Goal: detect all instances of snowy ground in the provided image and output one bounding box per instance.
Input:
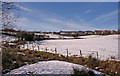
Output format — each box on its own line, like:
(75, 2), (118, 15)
(3, 35), (118, 75)
(2, 35), (18, 42)
(46, 34), (74, 39)
(22, 35), (118, 60)
(7, 60), (105, 75)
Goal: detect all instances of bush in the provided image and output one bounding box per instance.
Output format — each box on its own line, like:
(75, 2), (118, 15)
(17, 31), (34, 41)
(72, 68), (94, 76)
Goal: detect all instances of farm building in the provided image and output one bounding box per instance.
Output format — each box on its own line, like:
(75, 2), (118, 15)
(94, 30), (103, 35)
(85, 31), (94, 35)
(60, 31), (78, 36)
(102, 30), (111, 35)
(111, 30), (117, 34)
(78, 31), (85, 36)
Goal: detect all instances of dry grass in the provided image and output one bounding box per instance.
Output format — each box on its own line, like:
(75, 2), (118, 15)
(2, 45), (120, 76)
(72, 68), (95, 76)
(2, 45), (65, 74)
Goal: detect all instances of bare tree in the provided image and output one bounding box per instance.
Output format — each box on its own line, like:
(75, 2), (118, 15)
(2, 2), (20, 29)
(0, 2), (21, 74)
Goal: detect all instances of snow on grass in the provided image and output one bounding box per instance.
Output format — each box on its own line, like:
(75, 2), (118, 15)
(2, 35), (18, 42)
(7, 60), (104, 75)
(46, 34), (74, 39)
(41, 35), (118, 60)
(22, 35), (118, 60)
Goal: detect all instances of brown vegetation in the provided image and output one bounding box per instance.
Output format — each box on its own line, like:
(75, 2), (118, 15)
(72, 68), (95, 76)
(2, 46), (120, 76)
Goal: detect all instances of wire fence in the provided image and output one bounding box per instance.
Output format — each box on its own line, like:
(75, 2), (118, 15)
(20, 43), (99, 59)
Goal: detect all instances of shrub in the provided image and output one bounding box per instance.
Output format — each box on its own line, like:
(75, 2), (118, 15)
(17, 31), (34, 41)
(72, 68), (94, 76)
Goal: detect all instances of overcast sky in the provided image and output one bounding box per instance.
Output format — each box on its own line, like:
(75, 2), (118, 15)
(17, 2), (118, 32)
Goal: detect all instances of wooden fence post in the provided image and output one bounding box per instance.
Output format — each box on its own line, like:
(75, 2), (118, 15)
(38, 45), (39, 51)
(66, 49), (69, 57)
(55, 48), (57, 54)
(32, 44), (34, 50)
(96, 51), (98, 59)
(45, 47), (47, 52)
(27, 44), (28, 49)
(80, 50), (82, 57)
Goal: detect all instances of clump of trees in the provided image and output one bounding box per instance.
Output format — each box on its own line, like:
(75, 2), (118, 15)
(72, 68), (94, 76)
(17, 31), (46, 41)
(34, 35), (45, 40)
(25, 33), (34, 41)
(17, 31), (34, 41)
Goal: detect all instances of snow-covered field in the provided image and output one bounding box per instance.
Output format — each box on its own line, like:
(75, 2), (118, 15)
(46, 34), (74, 39)
(3, 35), (118, 75)
(2, 35), (18, 42)
(22, 35), (118, 60)
(7, 60), (105, 75)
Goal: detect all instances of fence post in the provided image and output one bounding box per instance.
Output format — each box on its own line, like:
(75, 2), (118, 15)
(80, 50), (82, 57)
(45, 47), (47, 52)
(30, 44), (32, 49)
(32, 44), (34, 50)
(66, 49), (69, 57)
(38, 45), (39, 51)
(55, 48), (57, 54)
(27, 44), (28, 49)
(96, 51), (98, 59)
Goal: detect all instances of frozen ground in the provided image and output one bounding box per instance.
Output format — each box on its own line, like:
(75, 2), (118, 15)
(2, 35), (18, 42)
(46, 34), (74, 39)
(22, 35), (118, 60)
(7, 60), (105, 75)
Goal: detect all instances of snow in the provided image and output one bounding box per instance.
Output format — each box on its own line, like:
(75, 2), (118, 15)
(46, 34), (74, 39)
(22, 35), (118, 60)
(2, 35), (18, 42)
(17, 52), (25, 56)
(7, 60), (105, 75)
